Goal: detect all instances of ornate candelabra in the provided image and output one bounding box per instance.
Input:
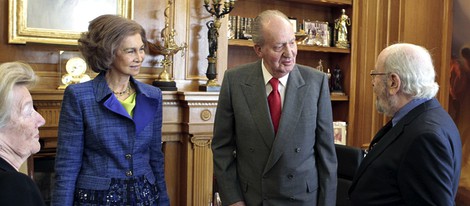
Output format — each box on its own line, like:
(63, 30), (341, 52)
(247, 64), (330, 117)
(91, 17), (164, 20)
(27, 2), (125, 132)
(199, 0), (235, 92)
(152, 0), (186, 91)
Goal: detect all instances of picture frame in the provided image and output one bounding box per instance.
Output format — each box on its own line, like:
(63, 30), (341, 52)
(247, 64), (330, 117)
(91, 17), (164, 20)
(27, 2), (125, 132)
(303, 19), (317, 45)
(303, 20), (330, 47)
(8, 0), (134, 45)
(303, 19), (316, 35)
(333, 121), (347, 145)
(289, 17), (298, 33)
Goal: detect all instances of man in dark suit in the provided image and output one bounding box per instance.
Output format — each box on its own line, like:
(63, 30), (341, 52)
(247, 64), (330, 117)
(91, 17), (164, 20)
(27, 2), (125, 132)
(212, 10), (337, 206)
(349, 43), (462, 205)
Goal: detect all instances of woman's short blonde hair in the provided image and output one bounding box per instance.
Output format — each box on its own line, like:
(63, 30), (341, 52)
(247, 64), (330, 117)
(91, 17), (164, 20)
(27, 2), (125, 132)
(0, 62), (37, 128)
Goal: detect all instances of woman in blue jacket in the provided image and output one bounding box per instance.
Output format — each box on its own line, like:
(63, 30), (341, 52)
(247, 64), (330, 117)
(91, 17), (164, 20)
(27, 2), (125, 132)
(52, 15), (169, 206)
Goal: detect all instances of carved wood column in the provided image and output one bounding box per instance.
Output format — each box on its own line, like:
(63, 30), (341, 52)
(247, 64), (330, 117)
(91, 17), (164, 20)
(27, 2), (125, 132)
(161, 91), (183, 206)
(178, 91), (218, 206)
(32, 90), (64, 154)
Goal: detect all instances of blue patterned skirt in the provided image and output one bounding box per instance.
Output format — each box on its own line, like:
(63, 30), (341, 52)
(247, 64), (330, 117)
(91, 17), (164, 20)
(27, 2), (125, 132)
(73, 175), (160, 206)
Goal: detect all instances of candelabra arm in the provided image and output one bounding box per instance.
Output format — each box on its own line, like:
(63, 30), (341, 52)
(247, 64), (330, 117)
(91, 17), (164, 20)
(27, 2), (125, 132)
(150, 0), (187, 91)
(200, 0), (235, 92)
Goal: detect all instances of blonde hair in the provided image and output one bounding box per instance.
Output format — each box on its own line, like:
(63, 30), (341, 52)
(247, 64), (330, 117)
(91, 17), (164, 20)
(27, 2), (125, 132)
(0, 62), (37, 128)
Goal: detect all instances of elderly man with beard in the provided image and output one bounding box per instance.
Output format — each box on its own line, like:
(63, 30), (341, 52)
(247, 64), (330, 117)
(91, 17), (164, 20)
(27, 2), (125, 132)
(349, 43), (462, 205)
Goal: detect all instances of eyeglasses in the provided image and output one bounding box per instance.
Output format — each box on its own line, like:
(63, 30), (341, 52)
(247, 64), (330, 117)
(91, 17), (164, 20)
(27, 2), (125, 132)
(370, 70), (389, 76)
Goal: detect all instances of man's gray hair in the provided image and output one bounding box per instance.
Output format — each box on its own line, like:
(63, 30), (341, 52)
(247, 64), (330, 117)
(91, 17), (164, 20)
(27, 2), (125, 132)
(251, 10), (290, 46)
(382, 43), (439, 99)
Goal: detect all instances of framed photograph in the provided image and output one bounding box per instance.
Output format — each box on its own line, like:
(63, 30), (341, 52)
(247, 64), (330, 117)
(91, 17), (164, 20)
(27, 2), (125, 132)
(333, 121), (347, 145)
(289, 17), (298, 33)
(303, 20), (316, 34)
(8, 0), (134, 45)
(303, 20), (317, 45)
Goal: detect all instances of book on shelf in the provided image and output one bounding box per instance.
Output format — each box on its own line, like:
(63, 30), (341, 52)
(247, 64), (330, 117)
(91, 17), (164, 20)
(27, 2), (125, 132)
(228, 15), (254, 40)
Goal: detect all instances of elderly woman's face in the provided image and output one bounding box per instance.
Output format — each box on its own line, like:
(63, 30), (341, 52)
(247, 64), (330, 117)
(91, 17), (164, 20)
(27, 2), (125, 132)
(1, 85), (45, 158)
(111, 33), (145, 76)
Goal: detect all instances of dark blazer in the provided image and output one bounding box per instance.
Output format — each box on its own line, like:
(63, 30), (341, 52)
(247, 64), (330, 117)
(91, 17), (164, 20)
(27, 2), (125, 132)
(349, 98), (462, 205)
(52, 72), (169, 205)
(212, 61), (337, 206)
(0, 158), (45, 206)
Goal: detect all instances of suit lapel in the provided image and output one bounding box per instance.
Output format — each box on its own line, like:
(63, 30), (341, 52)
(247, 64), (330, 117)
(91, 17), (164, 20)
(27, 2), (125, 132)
(367, 121), (393, 151)
(93, 73), (133, 119)
(132, 82), (159, 136)
(350, 121), (400, 188)
(263, 66), (307, 174)
(241, 61), (276, 148)
(349, 99), (440, 193)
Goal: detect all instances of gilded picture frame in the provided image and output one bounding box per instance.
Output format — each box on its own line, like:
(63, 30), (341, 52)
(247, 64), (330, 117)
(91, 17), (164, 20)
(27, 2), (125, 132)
(8, 0), (134, 45)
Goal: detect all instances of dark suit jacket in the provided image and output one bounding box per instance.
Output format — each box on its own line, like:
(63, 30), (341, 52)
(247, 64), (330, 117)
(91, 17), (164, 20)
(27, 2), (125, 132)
(0, 158), (45, 206)
(212, 61), (337, 206)
(349, 98), (462, 205)
(52, 72), (169, 205)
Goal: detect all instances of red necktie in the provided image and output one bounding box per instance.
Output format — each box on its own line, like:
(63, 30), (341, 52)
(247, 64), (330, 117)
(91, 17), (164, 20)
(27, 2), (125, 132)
(268, 78), (281, 133)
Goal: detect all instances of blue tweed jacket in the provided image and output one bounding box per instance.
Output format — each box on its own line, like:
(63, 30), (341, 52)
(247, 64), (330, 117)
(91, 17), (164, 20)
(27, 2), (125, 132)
(51, 72), (169, 205)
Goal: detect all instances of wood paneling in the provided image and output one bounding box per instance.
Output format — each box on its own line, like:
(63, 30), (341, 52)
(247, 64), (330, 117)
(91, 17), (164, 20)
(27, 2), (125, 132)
(1, 0), (222, 204)
(1, 0), (455, 204)
(350, 0), (452, 147)
(0, 0), (220, 92)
